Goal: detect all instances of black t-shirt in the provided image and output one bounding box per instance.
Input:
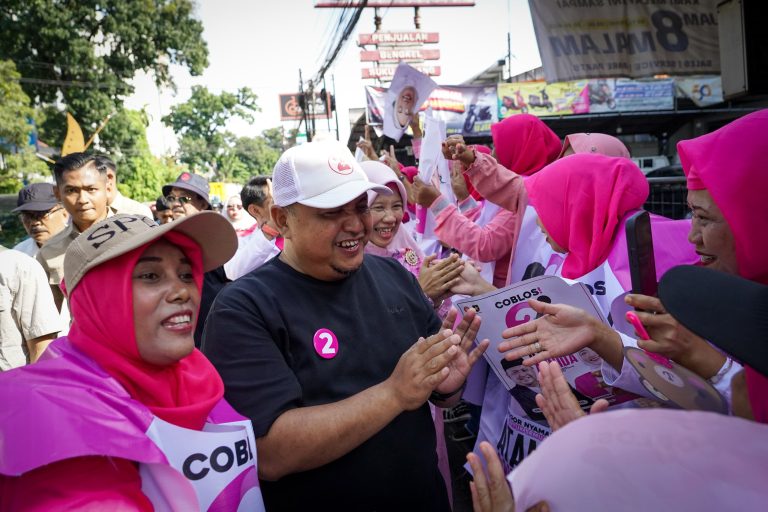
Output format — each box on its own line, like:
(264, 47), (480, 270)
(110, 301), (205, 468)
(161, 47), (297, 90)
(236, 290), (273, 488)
(194, 265), (230, 348)
(202, 255), (448, 511)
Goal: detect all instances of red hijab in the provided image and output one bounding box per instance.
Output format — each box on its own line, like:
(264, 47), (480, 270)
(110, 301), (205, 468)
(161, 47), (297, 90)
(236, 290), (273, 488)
(525, 154), (649, 279)
(67, 231), (224, 430)
(678, 109), (768, 422)
(490, 114), (561, 176)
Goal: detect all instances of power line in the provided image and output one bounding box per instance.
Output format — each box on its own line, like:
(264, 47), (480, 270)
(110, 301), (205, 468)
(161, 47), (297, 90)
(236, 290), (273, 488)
(15, 77), (130, 90)
(312, 1), (368, 85)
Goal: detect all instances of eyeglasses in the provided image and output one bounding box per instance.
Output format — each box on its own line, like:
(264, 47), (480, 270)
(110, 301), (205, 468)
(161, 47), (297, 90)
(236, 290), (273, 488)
(166, 195), (193, 205)
(227, 204), (243, 210)
(20, 207), (64, 223)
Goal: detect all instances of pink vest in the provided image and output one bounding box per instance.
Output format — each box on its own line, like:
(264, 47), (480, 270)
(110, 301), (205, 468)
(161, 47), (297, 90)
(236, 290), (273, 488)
(0, 338), (264, 511)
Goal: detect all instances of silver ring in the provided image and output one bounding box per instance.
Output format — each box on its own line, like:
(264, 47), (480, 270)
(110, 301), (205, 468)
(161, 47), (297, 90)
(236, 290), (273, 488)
(532, 341), (542, 354)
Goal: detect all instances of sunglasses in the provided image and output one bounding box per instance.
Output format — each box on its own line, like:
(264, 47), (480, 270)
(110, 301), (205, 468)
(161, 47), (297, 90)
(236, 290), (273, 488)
(20, 206), (64, 223)
(166, 195), (193, 205)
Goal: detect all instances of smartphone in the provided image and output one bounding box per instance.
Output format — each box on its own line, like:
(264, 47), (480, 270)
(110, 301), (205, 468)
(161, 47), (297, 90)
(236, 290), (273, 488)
(626, 210), (658, 298)
(625, 311), (651, 340)
(626, 311), (673, 368)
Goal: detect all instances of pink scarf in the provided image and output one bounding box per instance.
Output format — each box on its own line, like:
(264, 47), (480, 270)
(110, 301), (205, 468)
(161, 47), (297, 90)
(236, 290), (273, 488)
(525, 154), (649, 279)
(490, 114), (561, 176)
(558, 133), (630, 158)
(678, 109), (768, 420)
(67, 231), (224, 430)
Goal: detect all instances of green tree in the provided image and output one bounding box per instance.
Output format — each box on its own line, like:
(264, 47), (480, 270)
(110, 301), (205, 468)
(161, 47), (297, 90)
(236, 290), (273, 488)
(162, 85), (260, 180)
(261, 127), (286, 153)
(0, 60), (50, 194)
(0, 60), (34, 148)
(97, 108), (179, 202)
(232, 136), (280, 178)
(0, 0), (208, 142)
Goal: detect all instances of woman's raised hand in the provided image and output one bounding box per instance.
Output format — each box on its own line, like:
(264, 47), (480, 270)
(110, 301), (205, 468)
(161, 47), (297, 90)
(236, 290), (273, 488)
(534, 361), (609, 432)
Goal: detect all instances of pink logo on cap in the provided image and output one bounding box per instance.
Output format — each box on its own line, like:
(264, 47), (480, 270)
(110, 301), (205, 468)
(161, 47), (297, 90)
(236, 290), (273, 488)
(328, 156), (353, 175)
(313, 328), (339, 359)
(180, 172), (191, 181)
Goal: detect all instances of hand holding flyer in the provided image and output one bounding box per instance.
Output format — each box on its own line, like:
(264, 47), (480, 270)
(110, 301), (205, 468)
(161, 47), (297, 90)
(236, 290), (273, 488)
(500, 300), (614, 367)
(455, 275), (608, 393)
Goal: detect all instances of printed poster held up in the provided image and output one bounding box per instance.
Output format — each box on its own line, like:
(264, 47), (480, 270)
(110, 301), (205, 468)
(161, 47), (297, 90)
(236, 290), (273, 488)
(383, 62), (437, 141)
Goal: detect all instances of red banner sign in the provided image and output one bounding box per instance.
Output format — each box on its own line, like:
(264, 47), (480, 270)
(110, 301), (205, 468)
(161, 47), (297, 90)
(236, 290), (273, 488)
(278, 93), (331, 121)
(358, 32), (440, 46)
(360, 49), (440, 62)
(362, 65), (441, 79)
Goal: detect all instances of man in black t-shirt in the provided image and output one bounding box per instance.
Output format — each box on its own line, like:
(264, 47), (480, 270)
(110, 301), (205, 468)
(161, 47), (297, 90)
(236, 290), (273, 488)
(203, 140), (487, 511)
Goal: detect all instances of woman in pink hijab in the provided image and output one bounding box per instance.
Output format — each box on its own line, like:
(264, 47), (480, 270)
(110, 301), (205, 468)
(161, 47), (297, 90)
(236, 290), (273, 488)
(525, 154), (648, 279)
(412, 114), (562, 287)
(625, 109), (768, 413)
(361, 160), (463, 314)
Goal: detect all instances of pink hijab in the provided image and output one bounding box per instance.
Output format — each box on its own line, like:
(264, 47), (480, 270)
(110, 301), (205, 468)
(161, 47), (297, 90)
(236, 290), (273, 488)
(525, 154), (649, 279)
(360, 161), (425, 259)
(558, 132), (630, 158)
(509, 409), (768, 511)
(67, 232), (224, 430)
(679, 110), (768, 285)
(490, 114), (561, 175)
(678, 109), (768, 422)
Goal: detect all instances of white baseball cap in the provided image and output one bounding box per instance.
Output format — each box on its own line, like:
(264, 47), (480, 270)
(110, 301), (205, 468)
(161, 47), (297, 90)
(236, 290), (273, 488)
(272, 140), (391, 208)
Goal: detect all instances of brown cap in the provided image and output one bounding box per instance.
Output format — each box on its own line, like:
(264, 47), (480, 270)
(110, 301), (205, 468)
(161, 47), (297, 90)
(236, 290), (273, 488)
(64, 212), (237, 293)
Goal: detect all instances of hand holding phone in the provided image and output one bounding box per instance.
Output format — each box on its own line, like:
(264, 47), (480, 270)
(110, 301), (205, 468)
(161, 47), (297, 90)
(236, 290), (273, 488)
(626, 311), (672, 368)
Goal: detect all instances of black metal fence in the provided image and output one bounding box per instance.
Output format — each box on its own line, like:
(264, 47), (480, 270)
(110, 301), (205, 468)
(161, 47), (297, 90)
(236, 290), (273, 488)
(644, 176), (689, 220)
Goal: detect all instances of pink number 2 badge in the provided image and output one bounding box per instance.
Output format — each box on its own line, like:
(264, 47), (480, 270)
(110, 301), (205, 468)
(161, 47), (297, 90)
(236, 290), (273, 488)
(313, 328), (339, 359)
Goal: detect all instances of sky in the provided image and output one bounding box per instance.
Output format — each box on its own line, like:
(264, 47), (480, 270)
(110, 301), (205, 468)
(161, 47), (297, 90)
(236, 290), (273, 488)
(124, 0), (542, 156)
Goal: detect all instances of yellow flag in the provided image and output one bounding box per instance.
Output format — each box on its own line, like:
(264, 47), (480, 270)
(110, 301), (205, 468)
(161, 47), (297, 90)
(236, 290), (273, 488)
(62, 112), (86, 156)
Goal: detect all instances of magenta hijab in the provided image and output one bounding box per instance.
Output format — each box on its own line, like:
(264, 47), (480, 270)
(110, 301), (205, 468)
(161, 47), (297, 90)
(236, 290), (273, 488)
(678, 109), (768, 422)
(525, 154), (649, 279)
(679, 110), (768, 285)
(490, 114), (561, 175)
(360, 160), (424, 259)
(558, 133), (630, 158)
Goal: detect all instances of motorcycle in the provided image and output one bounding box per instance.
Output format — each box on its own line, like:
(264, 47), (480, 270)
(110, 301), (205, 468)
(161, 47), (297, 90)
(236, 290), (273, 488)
(588, 80), (617, 109)
(500, 89), (528, 115)
(527, 88), (553, 112)
(463, 103), (493, 133)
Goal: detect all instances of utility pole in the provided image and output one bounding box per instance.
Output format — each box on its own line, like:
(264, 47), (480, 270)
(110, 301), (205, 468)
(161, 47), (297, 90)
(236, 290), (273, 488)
(332, 74), (339, 141)
(298, 69), (311, 142)
(308, 80), (316, 141)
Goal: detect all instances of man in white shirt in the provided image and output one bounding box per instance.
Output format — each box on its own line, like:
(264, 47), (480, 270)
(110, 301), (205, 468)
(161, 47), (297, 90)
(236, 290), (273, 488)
(98, 155), (153, 219)
(0, 247), (61, 370)
(224, 176), (281, 280)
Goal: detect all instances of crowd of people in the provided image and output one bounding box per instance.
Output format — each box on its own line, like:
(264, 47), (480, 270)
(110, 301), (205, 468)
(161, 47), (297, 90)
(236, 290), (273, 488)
(0, 109), (766, 511)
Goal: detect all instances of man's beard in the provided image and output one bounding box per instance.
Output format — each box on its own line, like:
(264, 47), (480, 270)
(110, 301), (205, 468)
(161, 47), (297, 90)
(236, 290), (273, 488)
(331, 263), (362, 278)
